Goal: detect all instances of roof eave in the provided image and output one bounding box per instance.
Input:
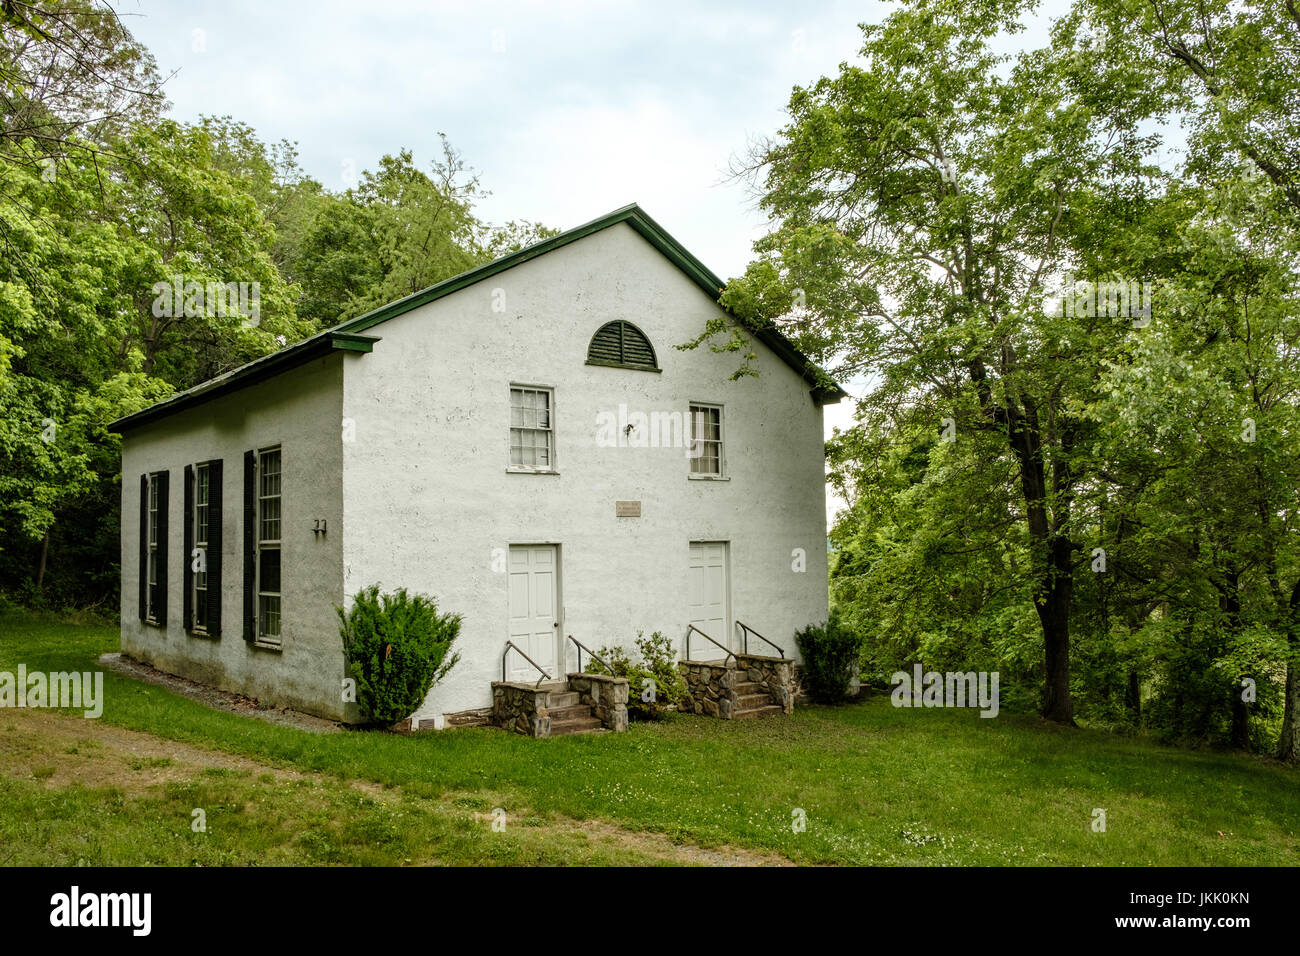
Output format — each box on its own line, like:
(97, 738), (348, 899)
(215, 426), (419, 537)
(107, 331), (379, 435)
(334, 203), (845, 403)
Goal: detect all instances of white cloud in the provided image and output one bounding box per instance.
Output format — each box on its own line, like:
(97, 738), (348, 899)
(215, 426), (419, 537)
(126, 0), (878, 275)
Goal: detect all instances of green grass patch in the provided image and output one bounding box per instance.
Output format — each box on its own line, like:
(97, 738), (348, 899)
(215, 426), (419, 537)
(1, 607), (1297, 865)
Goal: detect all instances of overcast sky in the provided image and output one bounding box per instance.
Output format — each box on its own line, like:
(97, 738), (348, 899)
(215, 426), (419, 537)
(119, 0), (1071, 515)
(120, 0), (899, 275)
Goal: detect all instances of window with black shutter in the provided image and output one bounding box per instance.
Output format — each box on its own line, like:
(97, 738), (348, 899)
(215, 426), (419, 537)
(144, 470), (169, 625)
(138, 476), (148, 621)
(185, 461), (214, 634)
(205, 459), (223, 636)
(184, 464), (194, 630)
(585, 320), (659, 371)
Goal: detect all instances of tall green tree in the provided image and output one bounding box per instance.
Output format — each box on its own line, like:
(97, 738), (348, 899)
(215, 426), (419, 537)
(1083, 0), (1300, 218)
(295, 142), (484, 325)
(1078, 0), (1300, 761)
(724, 0), (1162, 723)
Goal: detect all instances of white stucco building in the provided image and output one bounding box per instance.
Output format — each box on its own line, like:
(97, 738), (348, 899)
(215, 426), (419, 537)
(111, 205), (845, 726)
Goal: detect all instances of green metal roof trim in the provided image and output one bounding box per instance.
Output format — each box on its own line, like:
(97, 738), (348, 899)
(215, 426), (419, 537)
(107, 331), (379, 433)
(334, 203), (847, 403)
(110, 203), (846, 435)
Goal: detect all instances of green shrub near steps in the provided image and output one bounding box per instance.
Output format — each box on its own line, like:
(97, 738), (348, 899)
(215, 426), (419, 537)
(795, 615), (863, 704)
(589, 630), (686, 720)
(337, 585), (462, 726)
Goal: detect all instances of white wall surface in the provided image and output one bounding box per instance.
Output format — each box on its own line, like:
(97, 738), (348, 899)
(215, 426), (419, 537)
(120, 353), (354, 720)
(340, 222), (830, 723)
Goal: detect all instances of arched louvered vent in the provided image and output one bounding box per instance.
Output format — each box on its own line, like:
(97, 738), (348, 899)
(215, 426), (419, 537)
(586, 320), (659, 371)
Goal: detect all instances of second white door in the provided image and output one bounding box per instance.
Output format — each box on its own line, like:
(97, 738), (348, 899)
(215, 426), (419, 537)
(688, 540), (730, 657)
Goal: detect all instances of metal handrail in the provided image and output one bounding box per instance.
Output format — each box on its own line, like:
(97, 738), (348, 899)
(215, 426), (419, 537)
(736, 621), (785, 658)
(684, 624), (736, 665)
(501, 640), (553, 687)
(567, 634), (613, 676)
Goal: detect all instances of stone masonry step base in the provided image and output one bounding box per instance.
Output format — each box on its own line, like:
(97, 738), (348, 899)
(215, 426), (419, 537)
(733, 704), (784, 719)
(491, 673), (629, 738)
(678, 654), (796, 720)
(550, 715), (604, 736)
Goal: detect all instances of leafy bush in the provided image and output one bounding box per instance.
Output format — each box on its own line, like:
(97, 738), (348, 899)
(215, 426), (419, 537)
(589, 631), (686, 720)
(337, 585), (462, 726)
(795, 616), (864, 704)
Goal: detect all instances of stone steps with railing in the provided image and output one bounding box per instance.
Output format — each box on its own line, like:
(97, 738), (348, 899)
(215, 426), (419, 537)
(490, 674), (628, 738)
(678, 650), (796, 720)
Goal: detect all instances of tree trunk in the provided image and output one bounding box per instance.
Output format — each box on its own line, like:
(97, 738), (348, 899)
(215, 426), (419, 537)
(1219, 563), (1251, 749)
(1276, 578), (1300, 763)
(967, 359), (1076, 725)
(1230, 695), (1250, 749)
(35, 529), (49, 590)
(1125, 668), (1142, 724)
(1279, 665), (1300, 763)
(1037, 535), (1075, 725)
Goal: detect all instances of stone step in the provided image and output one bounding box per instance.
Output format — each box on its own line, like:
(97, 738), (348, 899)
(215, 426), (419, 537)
(546, 691), (580, 709)
(550, 715), (603, 736)
(439, 707), (493, 729)
(547, 704), (593, 721)
(734, 681), (766, 695)
(736, 692), (776, 710)
(733, 704), (783, 719)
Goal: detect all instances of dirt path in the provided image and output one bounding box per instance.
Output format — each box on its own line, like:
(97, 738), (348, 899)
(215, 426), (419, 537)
(0, 708), (792, 866)
(1, 707), (311, 796)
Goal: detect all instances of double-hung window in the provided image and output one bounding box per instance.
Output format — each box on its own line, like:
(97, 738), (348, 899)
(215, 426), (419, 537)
(509, 386), (555, 472)
(186, 459), (222, 636)
(256, 446), (282, 645)
(146, 473), (162, 621)
(688, 404), (724, 477)
(193, 463), (210, 631)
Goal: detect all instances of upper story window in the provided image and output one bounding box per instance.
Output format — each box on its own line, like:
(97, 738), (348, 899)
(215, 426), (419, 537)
(509, 386), (555, 472)
(688, 404), (724, 477)
(586, 320), (659, 371)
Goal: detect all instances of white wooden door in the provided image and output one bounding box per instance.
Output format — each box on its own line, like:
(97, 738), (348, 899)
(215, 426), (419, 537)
(687, 541), (730, 658)
(507, 545), (559, 682)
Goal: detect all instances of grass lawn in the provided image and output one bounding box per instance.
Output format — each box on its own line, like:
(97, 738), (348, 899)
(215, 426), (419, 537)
(1, 607), (1297, 866)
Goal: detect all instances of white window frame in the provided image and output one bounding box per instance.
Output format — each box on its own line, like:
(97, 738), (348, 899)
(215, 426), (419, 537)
(193, 462), (210, 633)
(255, 445), (282, 647)
(508, 384), (557, 474)
(688, 403), (725, 478)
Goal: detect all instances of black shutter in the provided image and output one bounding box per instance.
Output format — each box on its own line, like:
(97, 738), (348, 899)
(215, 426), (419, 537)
(138, 475), (148, 621)
(243, 450), (255, 641)
(155, 470), (169, 626)
(183, 464), (194, 631)
(207, 459), (224, 636)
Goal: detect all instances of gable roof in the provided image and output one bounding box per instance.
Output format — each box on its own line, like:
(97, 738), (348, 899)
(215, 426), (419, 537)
(109, 203), (846, 434)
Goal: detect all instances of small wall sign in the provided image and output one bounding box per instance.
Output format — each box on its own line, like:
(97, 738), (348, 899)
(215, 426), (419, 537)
(615, 500), (642, 518)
